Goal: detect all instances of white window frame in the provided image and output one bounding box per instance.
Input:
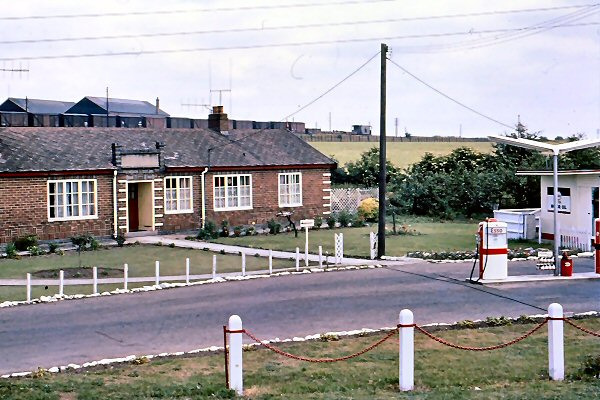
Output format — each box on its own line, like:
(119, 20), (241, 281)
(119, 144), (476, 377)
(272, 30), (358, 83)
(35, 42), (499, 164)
(47, 178), (98, 222)
(213, 174), (253, 211)
(278, 172), (303, 207)
(164, 176), (194, 214)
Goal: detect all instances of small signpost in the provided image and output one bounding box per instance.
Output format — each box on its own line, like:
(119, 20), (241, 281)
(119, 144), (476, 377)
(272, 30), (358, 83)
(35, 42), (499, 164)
(300, 219), (315, 267)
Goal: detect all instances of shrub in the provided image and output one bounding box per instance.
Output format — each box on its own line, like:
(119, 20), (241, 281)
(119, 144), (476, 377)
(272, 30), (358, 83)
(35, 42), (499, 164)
(313, 215), (323, 230)
(579, 354), (600, 378)
(27, 245), (45, 256)
(326, 214), (336, 229)
(70, 234), (94, 268)
(89, 238), (100, 251)
(197, 220), (218, 240)
(113, 234), (126, 247)
(220, 220), (230, 237)
(336, 211), (352, 227)
(352, 213), (366, 227)
(48, 242), (60, 253)
(233, 226), (243, 237)
(14, 235), (38, 251)
(267, 219), (281, 235)
(5, 243), (18, 259)
(358, 198), (379, 222)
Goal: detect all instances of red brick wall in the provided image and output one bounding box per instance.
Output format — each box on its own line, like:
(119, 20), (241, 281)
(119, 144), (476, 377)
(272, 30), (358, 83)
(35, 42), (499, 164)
(160, 173), (202, 232)
(204, 168), (331, 227)
(0, 175), (114, 244)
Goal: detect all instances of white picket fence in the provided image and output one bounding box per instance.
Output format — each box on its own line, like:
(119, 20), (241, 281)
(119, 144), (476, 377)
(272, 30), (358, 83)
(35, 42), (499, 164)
(331, 188), (378, 213)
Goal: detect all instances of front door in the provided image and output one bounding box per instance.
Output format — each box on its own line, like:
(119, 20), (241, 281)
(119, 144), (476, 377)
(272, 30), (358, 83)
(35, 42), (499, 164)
(593, 187), (599, 244)
(128, 183), (139, 231)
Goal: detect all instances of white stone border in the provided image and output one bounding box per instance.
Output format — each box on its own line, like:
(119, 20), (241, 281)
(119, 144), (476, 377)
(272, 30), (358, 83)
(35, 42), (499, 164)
(0, 265), (383, 309)
(2, 309), (597, 379)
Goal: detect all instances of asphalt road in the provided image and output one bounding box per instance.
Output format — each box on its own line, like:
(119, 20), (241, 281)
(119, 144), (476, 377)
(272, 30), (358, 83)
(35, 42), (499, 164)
(1, 259), (598, 374)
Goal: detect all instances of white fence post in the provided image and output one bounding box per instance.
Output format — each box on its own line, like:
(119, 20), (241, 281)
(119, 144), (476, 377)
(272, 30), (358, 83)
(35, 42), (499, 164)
(241, 253), (246, 276)
(59, 270), (64, 296)
(370, 232), (378, 260)
(185, 258), (190, 285)
(318, 246), (323, 268)
(548, 303), (565, 381)
(123, 263), (128, 291)
(399, 309), (414, 391)
(92, 266), (98, 294)
(335, 233), (344, 264)
(305, 226), (309, 267)
(228, 315), (244, 395)
(155, 261), (160, 285)
(26, 273), (31, 302)
(269, 250), (273, 274)
(295, 247), (300, 271)
(212, 255), (217, 279)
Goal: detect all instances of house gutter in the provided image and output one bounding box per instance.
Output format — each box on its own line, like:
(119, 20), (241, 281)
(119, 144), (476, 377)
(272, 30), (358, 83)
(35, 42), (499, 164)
(200, 167), (209, 228)
(113, 170), (118, 238)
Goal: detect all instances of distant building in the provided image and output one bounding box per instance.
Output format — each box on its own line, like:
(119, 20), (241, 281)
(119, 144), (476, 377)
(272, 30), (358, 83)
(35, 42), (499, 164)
(352, 125), (371, 135)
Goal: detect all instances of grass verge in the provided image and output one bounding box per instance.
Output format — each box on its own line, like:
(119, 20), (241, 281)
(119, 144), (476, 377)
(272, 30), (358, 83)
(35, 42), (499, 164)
(2, 318), (598, 399)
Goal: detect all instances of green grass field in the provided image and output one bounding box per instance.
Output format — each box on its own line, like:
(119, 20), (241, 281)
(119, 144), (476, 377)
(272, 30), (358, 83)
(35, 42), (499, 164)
(2, 319), (598, 399)
(310, 141), (493, 168)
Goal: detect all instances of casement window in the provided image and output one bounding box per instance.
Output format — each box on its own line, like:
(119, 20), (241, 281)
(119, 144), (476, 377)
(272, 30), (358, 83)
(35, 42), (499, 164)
(164, 176), (193, 213)
(278, 172), (302, 207)
(213, 174), (252, 211)
(48, 179), (97, 221)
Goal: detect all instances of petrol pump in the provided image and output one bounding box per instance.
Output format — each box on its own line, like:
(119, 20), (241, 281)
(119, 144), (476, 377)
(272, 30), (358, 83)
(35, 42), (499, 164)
(477, 218), (508, 280)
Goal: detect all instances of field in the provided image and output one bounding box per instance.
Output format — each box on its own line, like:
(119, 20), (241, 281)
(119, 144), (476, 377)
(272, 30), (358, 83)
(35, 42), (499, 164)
(2, 319), (598, 399)
(310, 141), (493, 168)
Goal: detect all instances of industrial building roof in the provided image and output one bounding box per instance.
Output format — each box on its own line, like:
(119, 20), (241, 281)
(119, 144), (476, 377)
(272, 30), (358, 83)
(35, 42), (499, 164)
(0, 98), (75, 114)
(65, 96), (170, 117)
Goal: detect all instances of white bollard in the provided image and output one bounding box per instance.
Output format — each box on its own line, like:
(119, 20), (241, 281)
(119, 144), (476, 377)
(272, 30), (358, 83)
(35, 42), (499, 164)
(212, 255), (217, 279)
(269, 250), (273, 275)
(185, 258), (190, 285)
(305, 226), (309, 267)
(241, 253), (246, 276)
(318, 246), (323, 268)
(59, 270), (64, 296)
(399, 309), (415, 391)
(26, 273), (31, 302)
(92, 266), (98, 294)
(228, 315), (244, 395)
(295, 247), (300, 271)
(155, 260), (160, 285)
(123, 263), (128, 291)
(548, 303), (565, 381)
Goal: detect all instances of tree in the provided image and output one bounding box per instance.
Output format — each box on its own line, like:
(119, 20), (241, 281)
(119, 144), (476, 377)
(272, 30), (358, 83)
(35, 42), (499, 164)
(345, 147), (398, 187)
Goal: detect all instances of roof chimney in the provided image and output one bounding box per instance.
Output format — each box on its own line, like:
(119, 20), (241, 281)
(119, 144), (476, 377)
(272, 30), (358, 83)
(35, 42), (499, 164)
(155, 97), (160, 114)
(208, 106), (229, 134)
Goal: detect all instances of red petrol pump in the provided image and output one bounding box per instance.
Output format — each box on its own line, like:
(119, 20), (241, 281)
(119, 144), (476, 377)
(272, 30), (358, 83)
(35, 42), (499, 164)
(477, 218), (508, 280)
(595, 218), (600, 274)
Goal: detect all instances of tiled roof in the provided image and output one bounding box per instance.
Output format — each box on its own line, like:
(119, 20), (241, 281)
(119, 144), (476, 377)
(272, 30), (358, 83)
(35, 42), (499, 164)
(0, 127), (334, 173)
(0, 98), (75, 114)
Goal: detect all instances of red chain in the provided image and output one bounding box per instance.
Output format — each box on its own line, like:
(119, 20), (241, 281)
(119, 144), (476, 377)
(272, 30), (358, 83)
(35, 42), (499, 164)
(414, 320), (548, 351)
(241, 329), (397, 363)
(564, 319), (600, 338)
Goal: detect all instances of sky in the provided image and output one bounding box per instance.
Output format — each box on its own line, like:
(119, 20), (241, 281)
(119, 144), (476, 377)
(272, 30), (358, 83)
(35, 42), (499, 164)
(1, 0), (599, 138)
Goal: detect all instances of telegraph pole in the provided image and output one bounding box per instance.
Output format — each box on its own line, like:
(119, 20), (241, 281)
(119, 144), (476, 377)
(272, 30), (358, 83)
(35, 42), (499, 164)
(377, 43), (388, 258)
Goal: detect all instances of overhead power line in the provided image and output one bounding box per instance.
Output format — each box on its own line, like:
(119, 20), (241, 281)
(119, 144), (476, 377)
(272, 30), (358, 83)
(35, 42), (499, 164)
(1, 20), (597, 62)
(387, 57), (514, 130)
(0, 0), (396, 21)
(1, 3), (597, 45)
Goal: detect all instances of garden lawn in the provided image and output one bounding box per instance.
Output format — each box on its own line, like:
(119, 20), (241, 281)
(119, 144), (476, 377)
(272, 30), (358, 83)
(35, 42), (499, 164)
(213, 220), (480, 258)
(311, 141), (493, 169)
(0, 245), (295, 302)
(1, 319), (598, 399)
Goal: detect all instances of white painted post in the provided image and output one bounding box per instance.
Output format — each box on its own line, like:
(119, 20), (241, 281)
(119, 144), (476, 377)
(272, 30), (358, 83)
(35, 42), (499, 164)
(548, 303), (565, 381)
(212, 255), (217, 279)
(123, 263), (128, 291)
(185, 258), (190, 285)
(155, 261), (160, 285)
(370, 232), (378, 260)
(26, 273), (31, 302)
(92, 266), (98, 294)
(228, 315), (243, 395)
(335, 233), (344, 264)
(318, 246), (323, 268)
(295, 247), (300, 271)
(269, 250), (273, 275)
(399, 309), (414, 391)
(59, 270), (64, 296)
(305, 226), (309, 267)
(241, 253), (246, 276)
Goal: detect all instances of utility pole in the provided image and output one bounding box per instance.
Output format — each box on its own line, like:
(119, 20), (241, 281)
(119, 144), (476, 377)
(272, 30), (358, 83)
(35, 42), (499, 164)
(106, 87), (109, 128)
(377, 43), (388, 258)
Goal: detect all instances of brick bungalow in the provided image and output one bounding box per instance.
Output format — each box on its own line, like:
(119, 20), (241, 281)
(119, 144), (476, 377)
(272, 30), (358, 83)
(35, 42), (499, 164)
(0, 109), (335, 243)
